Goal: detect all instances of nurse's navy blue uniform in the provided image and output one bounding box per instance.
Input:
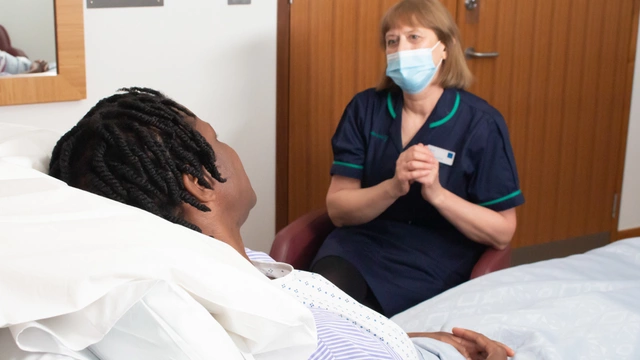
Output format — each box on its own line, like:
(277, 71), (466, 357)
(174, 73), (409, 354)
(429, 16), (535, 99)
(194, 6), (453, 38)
(312, 87), (524, 317)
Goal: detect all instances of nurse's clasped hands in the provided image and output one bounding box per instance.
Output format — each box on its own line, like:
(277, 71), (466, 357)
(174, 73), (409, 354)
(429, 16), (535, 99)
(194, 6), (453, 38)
(392, 143), (442, 201)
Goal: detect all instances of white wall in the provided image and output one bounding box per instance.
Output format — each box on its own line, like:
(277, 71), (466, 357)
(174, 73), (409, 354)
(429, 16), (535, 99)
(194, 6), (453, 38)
(0, 0), (277, 252)
(619, 28), (640, 231)
(0, 0), (57, 61)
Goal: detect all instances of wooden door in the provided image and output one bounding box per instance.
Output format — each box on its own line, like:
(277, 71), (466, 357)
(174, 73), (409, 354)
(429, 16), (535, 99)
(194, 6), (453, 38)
(458, 0), (639, 246)
(277, 0), (639, 248)
(279, 0), (404, 228)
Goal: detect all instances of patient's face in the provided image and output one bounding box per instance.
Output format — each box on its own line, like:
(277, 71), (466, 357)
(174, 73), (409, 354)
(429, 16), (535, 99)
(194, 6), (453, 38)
(193, 117), (257, 221)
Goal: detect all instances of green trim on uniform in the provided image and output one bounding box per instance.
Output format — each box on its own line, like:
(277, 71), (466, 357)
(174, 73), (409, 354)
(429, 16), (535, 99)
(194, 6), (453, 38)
(332, 161), (364, 170)
(429, 92), (460, 128)
(387, 91), (460, 128)
(387, 92), (397, 119)
(479, 190), (522, 207)
(370, 131), (388, 141)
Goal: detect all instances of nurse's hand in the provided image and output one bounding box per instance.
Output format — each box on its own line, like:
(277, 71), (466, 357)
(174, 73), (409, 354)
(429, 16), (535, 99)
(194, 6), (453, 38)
(392, 144), (432, 197)
(414, 144), (444, 203)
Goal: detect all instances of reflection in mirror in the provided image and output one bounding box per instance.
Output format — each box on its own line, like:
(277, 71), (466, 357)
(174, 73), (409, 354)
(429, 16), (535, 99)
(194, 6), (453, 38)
(0, 0), (57, 78)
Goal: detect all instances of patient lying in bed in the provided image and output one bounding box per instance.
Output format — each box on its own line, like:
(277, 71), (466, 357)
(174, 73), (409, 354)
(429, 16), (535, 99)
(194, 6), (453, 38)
(48, 87), (513, 360)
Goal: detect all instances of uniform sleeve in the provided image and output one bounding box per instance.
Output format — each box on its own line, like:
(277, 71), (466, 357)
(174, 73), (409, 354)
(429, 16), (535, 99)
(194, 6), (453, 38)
(330, 98), (366, 180)
(467, 116), (524, 212)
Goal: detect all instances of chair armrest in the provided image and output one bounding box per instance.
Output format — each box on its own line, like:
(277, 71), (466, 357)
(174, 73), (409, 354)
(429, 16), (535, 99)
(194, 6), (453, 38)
(269, 209), (336, 270)
(470, 246), (512, 279)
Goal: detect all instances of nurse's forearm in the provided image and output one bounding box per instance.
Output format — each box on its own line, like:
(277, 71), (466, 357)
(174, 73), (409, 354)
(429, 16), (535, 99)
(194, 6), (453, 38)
(430, 190), (516, 249)
(326, 179), (400, 227)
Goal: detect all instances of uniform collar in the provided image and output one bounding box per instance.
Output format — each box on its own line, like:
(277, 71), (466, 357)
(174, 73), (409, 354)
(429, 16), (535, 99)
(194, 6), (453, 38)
(387, 88), (461, 152)
(387, 88), (460, 129)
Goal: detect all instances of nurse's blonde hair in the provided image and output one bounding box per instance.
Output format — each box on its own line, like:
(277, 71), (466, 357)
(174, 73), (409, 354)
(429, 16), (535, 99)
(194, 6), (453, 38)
(377, 0), (473, 91)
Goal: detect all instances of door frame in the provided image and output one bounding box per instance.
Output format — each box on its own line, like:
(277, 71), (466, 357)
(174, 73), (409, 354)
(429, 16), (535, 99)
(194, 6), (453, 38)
(611, 0), (640, 241)
(276, 0), (291, 231)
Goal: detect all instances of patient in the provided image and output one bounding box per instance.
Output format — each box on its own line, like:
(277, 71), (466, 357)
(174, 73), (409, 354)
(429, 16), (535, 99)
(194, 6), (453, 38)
(0, 50), (48, 75)
(50, 87), (513, 360)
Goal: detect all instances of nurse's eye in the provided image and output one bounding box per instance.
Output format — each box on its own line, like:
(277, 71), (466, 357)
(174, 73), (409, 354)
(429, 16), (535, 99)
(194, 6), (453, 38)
(386, 38), (398, 46)
(409, 34), (421, 40)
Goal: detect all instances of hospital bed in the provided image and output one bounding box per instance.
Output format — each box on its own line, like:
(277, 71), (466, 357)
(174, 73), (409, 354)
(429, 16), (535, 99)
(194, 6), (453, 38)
(1, 122), (638, 360)
(272, 206), (640, 360)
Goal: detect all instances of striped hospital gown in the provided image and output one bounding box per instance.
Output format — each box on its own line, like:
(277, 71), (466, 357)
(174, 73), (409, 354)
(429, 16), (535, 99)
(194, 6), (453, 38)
(246, 249), (407, 360)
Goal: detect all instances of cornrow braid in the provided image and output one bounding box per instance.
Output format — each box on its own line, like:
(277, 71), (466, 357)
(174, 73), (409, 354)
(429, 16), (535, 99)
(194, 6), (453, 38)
(49, 87), (225, 232)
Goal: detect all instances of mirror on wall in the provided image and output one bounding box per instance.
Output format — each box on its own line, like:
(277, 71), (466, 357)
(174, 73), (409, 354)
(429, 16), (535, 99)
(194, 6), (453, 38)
(0, 0), (58, 78)
(0, 0), (85, 106)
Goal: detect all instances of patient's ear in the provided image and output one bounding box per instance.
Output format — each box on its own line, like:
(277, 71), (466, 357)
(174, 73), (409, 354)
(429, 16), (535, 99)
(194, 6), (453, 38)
(182, 173), (216, 203)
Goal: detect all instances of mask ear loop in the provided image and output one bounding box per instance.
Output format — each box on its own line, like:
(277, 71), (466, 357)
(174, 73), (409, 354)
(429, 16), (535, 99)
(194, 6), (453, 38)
(432, 40), (446, 63)
(424, 41), (445, 89)
(424, 58), (444, 88)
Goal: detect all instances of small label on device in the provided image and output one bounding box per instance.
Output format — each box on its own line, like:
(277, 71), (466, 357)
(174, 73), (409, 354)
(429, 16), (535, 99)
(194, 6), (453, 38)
(428, 145), (455, 166)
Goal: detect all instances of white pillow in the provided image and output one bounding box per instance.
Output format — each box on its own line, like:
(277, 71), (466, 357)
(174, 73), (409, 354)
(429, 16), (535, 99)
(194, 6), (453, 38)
(89, 281), (246, 360)
(0, 123), (61, 174)
(8, 280), (240, 360)
(0, 122), (317, 360)
(0, 177), (248, 360)
(0, 328), (97, 360)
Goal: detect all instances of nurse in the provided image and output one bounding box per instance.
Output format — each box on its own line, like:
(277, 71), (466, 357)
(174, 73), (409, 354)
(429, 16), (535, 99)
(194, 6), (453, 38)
(310, 0), (525, 317)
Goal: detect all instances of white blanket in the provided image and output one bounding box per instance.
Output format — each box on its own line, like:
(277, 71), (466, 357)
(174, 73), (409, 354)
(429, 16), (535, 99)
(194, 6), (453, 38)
(392, 238), (640, 360)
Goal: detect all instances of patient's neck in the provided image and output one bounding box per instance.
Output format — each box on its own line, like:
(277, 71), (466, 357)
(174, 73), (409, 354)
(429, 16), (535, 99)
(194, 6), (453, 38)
(182, 208), (250, 262)
(206, 226), (250, 262)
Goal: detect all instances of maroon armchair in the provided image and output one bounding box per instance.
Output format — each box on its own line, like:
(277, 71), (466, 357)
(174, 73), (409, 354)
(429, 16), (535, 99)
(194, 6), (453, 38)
(270, 208), (511, 280)
(0, 25), (28, 58)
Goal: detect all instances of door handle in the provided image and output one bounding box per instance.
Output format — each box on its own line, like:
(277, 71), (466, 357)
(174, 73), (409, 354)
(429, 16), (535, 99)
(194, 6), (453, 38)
(465, 47), (499, 59)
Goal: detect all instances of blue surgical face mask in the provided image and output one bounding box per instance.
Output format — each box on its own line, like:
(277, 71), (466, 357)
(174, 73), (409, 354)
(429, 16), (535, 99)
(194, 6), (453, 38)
(386, 41), (442, 94)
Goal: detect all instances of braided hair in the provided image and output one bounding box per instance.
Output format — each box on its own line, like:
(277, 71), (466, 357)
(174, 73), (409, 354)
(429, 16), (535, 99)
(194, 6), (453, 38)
(49, 87), (225, 232)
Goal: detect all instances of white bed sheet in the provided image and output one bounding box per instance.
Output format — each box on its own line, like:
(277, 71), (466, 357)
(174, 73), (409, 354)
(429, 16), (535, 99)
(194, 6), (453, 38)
(392, 238), (640, 360)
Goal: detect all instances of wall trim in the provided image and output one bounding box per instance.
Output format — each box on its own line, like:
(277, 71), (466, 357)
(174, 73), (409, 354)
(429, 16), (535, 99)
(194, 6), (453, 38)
(617, 227), (640, 240)
(512, 232), (610, 266)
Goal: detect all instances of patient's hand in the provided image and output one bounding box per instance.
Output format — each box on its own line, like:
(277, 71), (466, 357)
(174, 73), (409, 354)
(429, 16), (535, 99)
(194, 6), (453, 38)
(407, 328), (514, 360)
(28, 60), (49, 73)
(452, 328), (514, 360)
(407, 331), (474, 359)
